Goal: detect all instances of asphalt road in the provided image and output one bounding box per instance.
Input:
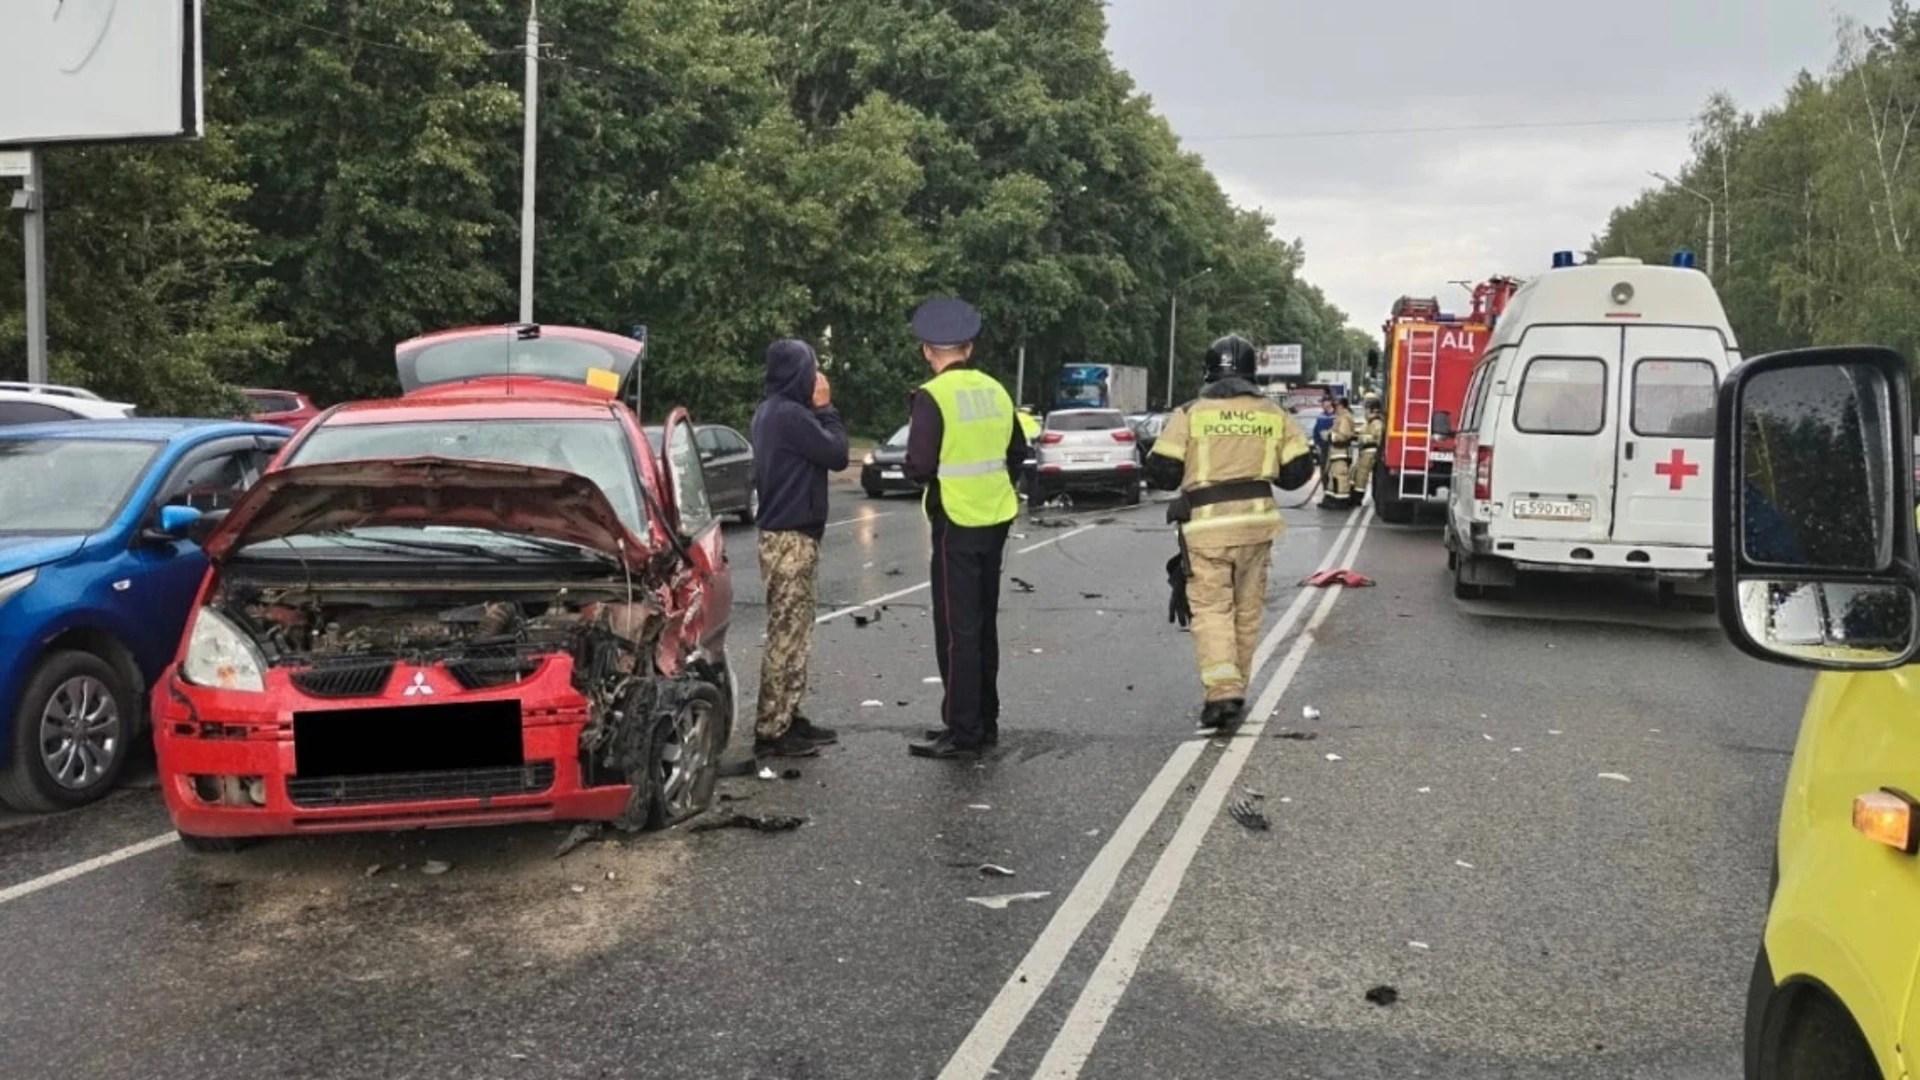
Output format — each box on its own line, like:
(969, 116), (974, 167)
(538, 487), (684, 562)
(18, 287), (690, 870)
(0, 483), (1809, 1080)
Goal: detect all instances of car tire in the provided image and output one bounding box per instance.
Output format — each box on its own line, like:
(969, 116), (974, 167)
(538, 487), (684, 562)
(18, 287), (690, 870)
(0, 650), (134, 812)
(1750, 968), (1880, 1080)
(740, 487), (760, 525)
(1373, 463), (1416, 525)
(1123, 482), (1142, 506)
(645, 681), (725, 831)
(864, 486), (885, 499)
(178, 832), (252, 855)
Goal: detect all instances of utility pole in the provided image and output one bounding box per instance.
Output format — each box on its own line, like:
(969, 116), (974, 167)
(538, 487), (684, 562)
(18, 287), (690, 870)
(7, 150), (47, 383)
(1014, 342), (1026, 408)
(518, 0), (540, 324)
(1166, 266), (1213, 409)
(1650, 171), (1716, 279)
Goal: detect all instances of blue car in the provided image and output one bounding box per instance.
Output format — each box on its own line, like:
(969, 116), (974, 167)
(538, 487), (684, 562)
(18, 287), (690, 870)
(0, 419), (288, 811)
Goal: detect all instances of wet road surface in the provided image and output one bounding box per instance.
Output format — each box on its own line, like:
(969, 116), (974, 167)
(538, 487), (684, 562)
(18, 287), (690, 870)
(0, 486), (1807, 1079)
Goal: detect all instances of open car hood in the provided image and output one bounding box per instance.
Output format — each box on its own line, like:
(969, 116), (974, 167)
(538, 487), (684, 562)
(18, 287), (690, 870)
(203, 457), (649, 565)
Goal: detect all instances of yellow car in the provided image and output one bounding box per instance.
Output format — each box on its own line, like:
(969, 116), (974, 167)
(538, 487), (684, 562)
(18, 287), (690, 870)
(1715, 344), (1920, 1080)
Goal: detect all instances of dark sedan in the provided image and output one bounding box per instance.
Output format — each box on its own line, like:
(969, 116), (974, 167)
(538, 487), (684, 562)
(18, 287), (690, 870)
(645, 423), (757, 523)
(861, 424), (918, 498)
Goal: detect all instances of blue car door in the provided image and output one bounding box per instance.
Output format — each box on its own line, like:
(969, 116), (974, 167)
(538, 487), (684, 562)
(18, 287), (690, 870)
(108, 438), (280, 680)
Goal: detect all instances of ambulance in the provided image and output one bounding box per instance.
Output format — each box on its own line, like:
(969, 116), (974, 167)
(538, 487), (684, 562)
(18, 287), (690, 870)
(1441, 251), (1739, 602)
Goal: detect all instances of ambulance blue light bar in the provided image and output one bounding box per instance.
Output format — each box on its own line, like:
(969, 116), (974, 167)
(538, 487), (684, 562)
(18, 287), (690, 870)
(1552, 251), (1576, 269)
(1673, 250), (1698, 269)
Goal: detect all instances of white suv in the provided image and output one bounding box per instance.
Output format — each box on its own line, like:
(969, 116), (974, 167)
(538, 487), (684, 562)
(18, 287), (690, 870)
(0, 386), (137, 425)
(1033, 408), (1141, 505)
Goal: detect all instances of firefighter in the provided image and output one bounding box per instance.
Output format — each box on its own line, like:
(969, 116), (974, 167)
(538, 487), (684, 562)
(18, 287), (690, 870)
(1349, 391), (1385, 507)
(1147, 335), (1315, 729)
(1319, 397), (1357, 509)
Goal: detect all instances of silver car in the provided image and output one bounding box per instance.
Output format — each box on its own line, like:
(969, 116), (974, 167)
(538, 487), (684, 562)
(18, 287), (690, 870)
(1033, 408), (1141, 505)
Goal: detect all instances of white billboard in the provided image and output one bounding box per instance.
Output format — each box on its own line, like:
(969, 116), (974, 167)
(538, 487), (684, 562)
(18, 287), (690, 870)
(0, 0), (204, 146)
(1258, 344), (1303, 378)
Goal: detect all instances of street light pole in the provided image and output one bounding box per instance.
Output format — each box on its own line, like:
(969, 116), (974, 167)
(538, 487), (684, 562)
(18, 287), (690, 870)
(1166, 266), (1213, 409)
(518, 0), (540, 324)
(1650, 171), (1716, 279)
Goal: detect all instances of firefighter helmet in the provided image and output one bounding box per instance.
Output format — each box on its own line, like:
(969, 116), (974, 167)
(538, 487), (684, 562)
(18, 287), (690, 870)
(1202, 336), (1258, 382)
(1363, 390), (1381, 405)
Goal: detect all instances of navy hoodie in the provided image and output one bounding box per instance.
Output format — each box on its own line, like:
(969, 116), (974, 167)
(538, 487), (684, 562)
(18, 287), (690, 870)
(751, 339), (849, 539)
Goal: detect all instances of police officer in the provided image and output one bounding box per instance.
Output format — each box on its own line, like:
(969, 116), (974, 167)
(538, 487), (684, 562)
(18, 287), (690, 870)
(1319, 397), (1357, 509)
(1349, 391), (1385, 507)
(1147, 335), (1315, 728)
(903, 297), (1028, 760)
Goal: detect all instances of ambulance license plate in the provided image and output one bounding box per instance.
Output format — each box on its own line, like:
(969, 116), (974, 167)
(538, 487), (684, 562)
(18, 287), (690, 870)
(1427, 451), (1453, 463)
(1512, 498), (1592, 521)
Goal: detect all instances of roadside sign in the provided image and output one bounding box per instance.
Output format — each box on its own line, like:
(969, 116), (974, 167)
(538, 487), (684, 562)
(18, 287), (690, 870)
(1258, 344), (1303, 378)
(0, 150), (29, 178)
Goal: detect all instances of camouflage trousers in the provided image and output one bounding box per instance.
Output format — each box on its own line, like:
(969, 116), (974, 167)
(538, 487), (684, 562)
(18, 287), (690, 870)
(1188, 542), (1273, 702)
(755, 530), (821, 739)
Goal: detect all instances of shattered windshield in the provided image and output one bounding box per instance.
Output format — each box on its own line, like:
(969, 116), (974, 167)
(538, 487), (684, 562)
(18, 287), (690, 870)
(0, 438), (159, 534)
(288, 419), (647, 533)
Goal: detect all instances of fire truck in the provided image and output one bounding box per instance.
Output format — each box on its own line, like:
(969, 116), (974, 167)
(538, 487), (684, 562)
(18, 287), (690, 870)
(1370, 276), (1521, 524)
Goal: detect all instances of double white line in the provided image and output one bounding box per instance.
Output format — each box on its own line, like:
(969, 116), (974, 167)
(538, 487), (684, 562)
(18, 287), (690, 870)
(938, 508), (1375, 1080)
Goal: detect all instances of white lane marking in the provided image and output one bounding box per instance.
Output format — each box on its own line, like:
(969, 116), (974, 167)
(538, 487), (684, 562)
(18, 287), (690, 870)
(826, 511), (897, 529)
(1016, 524), (1095, 556)
(935, 739), (1207, 1080)
(1245, 509), (1362, 682)
(0, 832), (178, 907)
(1030, 509), (1375, 1079)
(815, 581), (931, 625)
(934, 509), (1367, 1080)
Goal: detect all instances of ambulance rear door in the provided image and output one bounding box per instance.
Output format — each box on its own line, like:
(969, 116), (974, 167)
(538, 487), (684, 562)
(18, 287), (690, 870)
(1608, 326), (1729, 548)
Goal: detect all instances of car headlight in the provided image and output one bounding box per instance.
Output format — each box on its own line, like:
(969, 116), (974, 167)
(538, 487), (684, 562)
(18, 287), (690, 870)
(0, 569), (37, 610)
(180, 607), (267, 692)
(863, 452), (876, 466)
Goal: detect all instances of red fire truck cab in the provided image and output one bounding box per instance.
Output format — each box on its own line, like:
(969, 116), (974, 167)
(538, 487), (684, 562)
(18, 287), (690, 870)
(1369, 277), (1520, 524)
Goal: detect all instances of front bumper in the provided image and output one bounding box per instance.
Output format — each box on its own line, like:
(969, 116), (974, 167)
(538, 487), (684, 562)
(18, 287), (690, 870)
(153, 658), (632, 838)
(860, 462), (920, 493)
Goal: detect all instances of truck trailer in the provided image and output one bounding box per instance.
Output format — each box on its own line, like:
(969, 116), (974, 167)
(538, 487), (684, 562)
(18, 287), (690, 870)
(1371, 277), (1520, 525)
(1053, 363), (1148, 414)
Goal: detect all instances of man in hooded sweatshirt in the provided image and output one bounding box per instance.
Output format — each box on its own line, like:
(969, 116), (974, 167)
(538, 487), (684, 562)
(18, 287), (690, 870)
(750, 339), (850, 759)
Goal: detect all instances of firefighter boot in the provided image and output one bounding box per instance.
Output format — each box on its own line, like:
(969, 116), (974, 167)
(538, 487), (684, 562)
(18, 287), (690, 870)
(1199, 700), (1239, 730)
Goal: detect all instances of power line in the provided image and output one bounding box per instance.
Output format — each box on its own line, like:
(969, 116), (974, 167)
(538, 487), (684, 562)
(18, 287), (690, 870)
(1183, 116), (1697, 143)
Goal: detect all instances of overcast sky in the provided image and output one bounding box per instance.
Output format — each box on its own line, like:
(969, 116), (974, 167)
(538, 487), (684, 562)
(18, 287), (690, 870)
(1105, 0), (1888, 333)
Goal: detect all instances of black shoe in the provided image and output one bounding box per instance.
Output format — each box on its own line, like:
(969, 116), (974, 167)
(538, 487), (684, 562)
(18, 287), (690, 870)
(922, 727), (1000, 746)
(1199, 701), (1239, 729)
(754, 731), (821, 759)
(790, 715), (839, 745)
(908, 734), (982, 760)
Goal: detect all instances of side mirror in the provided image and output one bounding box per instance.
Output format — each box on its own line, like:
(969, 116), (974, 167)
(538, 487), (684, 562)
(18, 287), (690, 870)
(1714, 345), (1920, 669)
(141, 504), (203, 545)
(187, 508), (230, 548)
(1431, 411), (1454, 438)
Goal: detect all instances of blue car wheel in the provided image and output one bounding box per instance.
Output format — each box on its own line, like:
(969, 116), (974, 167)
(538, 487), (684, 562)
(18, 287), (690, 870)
(0, 650), (134, 812)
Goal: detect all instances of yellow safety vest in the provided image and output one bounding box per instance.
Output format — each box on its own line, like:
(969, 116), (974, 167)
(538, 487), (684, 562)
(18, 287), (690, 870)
(922, 367), (1019, 527)
(1018, 412), (1041, 440)
(1151, 392), (1311, 550)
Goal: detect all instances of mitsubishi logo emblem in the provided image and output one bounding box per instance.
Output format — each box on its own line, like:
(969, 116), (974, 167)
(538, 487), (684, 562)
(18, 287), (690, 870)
(403, 672), (433, 697)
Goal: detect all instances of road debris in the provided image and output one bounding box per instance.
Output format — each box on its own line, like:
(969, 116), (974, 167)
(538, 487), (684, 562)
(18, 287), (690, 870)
(364, 864), (384, 878)
(782, 768), (803, 780)
(1325, 753), (1343, 762)
(1274, 730), (1318, 741)
(979, 864), (1017, 878)
(1243, 788), (1266, 799)
(758, 767), (779, 781)
(968, 891), (1052, 910)
(1409, 941), (1430, 951)
(1031, 648), (1045, 655)
(554, 822), (606, 858)
(861, 699), (885, 708)
(691, 811), (807, 833)
(569, 884), (587, 895)
(1455, 860), (1475, 870)
(852, 611), (879, 627)
(967, 804), (993, 811)
(1301, 705), (1321, 721)
(1416, 787), (1432, 794)
(421, 860), (451, 876)
(1365, 985), (1400, 1007)
(1010, 577), (1037, 593)
(1548, 729), (1563, 736)
(923, 676), (942, 684)
(1081, 592), (1105, 600)
(1598, 772), (1632, 783)
(885, 566), (905, 577)
(1302, 568), (1375, 588)
(1227, 800), (1271, 831)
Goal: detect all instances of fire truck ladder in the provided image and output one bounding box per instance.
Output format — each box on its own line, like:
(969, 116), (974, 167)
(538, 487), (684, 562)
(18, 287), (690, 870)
(1396, 326), (1439, 502)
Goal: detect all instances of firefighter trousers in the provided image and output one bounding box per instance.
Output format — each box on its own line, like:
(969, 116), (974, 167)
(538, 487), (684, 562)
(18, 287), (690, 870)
(1352, 447), (1377, 495)
(1188, 542), (1273, 702)
(1325, 446), (1352, 497)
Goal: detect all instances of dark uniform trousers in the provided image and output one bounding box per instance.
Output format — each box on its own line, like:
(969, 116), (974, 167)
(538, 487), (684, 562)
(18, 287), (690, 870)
(930, 515), (1010, 747)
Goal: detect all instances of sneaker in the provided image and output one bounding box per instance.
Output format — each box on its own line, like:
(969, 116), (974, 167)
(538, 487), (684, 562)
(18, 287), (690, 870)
(790, 715), (839, 745)
(753, 731), (821, 759)
(908, 734), (982, 760)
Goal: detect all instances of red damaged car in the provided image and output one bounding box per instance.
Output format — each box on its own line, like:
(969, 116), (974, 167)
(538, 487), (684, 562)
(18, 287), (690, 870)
(153, 325), (735, 849)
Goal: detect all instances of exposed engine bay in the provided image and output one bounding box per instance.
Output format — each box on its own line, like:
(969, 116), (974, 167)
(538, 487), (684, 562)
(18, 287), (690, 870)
(208, 575), (726, 829)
